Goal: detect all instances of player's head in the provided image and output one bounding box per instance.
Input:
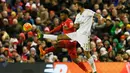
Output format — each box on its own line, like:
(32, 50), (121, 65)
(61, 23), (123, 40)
(77, 2), (84, 8)
(60, 10), (69, 21)
(75, 2), (84, 10)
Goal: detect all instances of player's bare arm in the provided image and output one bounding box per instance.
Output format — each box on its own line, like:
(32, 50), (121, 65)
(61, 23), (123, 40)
(74, 23), (79, 29)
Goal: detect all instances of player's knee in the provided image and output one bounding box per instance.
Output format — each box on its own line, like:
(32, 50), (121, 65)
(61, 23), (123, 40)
(57, 35), (61, 40)
(72, 56), (83, 63)
(84, 51), (91, 59)
(57, 34), (64, 40)
(58, 34), (70, 40)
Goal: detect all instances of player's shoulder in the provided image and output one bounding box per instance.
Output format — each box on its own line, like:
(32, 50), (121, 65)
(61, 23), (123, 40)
(85, 9), (94, 12)
(66, 18), (73, 22)
(66, 18), (72, 21)
(76, 13), (80, 16)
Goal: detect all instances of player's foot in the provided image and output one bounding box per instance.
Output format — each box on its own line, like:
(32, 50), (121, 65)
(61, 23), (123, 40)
(38, 32), (44, 40)
(39, 45), (46, 56)
(87, 71), (97, 73)
(40, 50), (46, 56)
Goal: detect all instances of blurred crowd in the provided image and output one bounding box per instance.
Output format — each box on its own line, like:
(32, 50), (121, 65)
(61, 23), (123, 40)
(0, 0), (130, 63)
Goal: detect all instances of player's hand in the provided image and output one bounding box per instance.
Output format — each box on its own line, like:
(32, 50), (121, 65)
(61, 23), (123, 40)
(74, 23), (79, 29)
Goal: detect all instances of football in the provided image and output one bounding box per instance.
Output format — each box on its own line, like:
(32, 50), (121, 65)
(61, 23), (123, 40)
(23, 23), (32, 31)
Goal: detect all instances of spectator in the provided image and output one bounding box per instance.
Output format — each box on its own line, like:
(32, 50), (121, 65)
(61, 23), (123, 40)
(103, 3), (109, 10)
(62, 57), (68, 62)
(102, 9), (110, 19)
(2, 11), (8, 18)
(29, 47), (40, 62)
(30, 3), (38, 20)
(126, 24), (130, 33)
(8, 11), (17, 25)
(69, 3), (78, 21)
(103, 19), (113, 35)
(0, 31), (10, 42)
(111, 18), (124, 38)
(22, 46), (30, 60)
(94, 4), (99, 11)
(104, 40), (113, 52)
(53, 17), (60, 28)
(39, 5), (49, 24)
(120, 35), (126, 47)
(96, 39), (103, 53)
(90, 41), (97, 54)
(111, 8), (118, 20)
(15, 55), (22, 63)
(49, 10), (58, 22)
(115, 54), (124, 62)
(50, 0), (60, 14)
(0, 54), (6, 62)
(9, 19), (22, 37)
(2, 18), (10, 31)
(23, 12), (34, 24)
(43, 0), (51, 11)
(122, 53), (129, 62)
(17, 12), (24, 25)
(35, 17), (43, 31)
(94, 18), (106, 37)
(77, 47), (84, 56)
(126, 39), (130, 50)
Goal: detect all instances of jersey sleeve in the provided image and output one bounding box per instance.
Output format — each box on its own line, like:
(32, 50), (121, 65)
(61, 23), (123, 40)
(87, 9), (95, 16)
(49, 24), (62, 33)
(74, 14), (80, 24)
(74, 14), (84, 24)
(67, 20), (74, 28)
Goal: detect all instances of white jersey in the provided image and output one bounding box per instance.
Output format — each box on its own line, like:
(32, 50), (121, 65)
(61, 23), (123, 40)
(74, 9), (95, 35)
(67, 9), (95, 51)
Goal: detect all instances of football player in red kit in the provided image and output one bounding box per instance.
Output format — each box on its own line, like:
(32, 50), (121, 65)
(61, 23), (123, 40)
(39, 10), (89, 73)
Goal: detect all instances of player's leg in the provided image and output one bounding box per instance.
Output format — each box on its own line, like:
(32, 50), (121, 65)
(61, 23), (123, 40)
(43, 34), (71, 40)
(83, 37), (97, 73)
(39, 40), (72, 56)
(76, 35), (96, 73)
(70, 52), (90, 73)
(40, 40), (89, 72)
(84, 51), (97, 73)
(39, 41), (57, 56)
(62, 40), (90, 73)
(72, 58), (89, 73)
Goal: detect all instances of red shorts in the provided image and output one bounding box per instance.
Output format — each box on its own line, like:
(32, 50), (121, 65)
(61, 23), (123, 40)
(58, 40), (77, 59)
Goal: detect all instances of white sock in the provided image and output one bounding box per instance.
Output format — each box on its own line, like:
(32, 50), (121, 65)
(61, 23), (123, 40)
(43, 34), (58, 40)
(88, 56), (97, 72)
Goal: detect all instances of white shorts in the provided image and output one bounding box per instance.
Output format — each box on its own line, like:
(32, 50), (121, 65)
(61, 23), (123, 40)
(66, 32), (90, 51)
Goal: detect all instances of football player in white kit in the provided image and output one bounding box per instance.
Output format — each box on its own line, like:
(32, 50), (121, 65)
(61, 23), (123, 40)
(43, 2), (101, 73)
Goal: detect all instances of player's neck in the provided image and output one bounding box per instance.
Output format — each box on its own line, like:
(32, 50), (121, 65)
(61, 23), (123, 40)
(80, 8), (85, 15)
(63, 17), (68, 21)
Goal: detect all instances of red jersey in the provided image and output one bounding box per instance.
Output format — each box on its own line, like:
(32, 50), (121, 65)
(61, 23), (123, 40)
(50, 18), (75, 34)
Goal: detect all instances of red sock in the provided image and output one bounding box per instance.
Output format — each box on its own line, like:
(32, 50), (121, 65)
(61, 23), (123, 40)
(77, 62), (88, 72)
(45, 46), (56, 53)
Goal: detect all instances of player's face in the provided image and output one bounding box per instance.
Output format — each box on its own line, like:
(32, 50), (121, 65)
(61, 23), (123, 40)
(76, 4), (81, 12)
(60, 13), (66, 21)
